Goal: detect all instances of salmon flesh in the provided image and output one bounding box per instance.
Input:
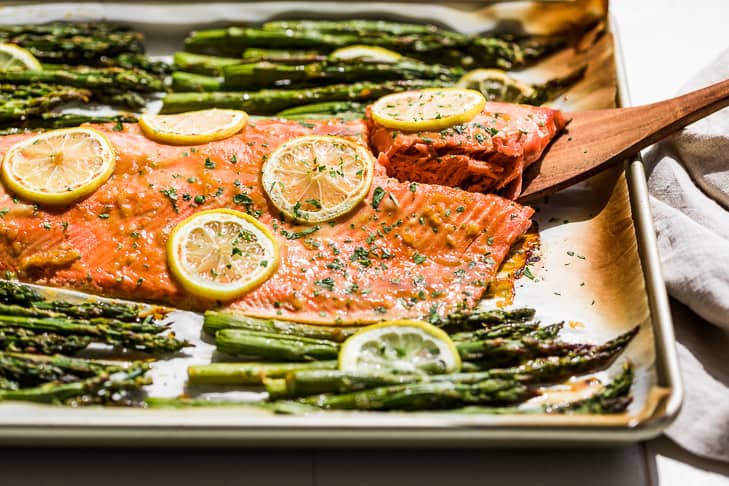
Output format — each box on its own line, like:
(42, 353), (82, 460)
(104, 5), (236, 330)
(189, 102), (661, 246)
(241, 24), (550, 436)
(368, 102), (568, 199)
(0, 119), (534, 324)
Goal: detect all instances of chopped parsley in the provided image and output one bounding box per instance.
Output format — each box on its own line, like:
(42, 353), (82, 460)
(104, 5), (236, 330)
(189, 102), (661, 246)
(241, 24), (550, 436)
(315, 277), (335, 291)
(372, 186), (386, 210)
(160, 187), (179, 213)
(232, 192), (262, 217)
(351, 246), (372, 268)
(280, 225), (320, 240)
(305, 198), (322, 210)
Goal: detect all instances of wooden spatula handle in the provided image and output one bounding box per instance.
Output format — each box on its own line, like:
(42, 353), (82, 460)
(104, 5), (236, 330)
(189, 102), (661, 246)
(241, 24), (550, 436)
(518, 77), (729, 202)
(622, 76), (729, 150)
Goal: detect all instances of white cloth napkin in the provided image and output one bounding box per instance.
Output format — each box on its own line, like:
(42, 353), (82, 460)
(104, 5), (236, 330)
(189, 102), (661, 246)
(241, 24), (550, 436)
(643, 48), (729, 462)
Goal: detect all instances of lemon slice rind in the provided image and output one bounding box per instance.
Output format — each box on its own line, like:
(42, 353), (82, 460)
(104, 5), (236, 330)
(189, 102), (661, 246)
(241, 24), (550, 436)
(1, 127), (116, 205)
(456, 68), (537, 100)
(261, 135), (374, 224)
(0, 43), (42, 71)
(370, 88), (486, 132)
(338, 319), (461, 374)
(167, 209), (279, 301)
(329, 45), (403, 63)
(139, 109), (248, 145)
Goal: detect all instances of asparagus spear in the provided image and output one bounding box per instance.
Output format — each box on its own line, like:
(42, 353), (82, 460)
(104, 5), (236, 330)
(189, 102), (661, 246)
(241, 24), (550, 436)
(0, 281), (154, 321)
(242, 48), (326, 63)
(188, 360), (338, 385)
(0, 327), (92, 355)
(171, 71), (224, 92)
(528, 322), (564, 341)
(0, 315), (189, 354)
(276, 101), (365, 119)
(0, 22), (131, 38)
(300, 378), (533, 411)
(0, 83), (91, 122)
(184, 27), (356, 56)
(222, 60), (461, 90)
(0, 25), (145, 65)
(430, 307), (536, 333)
(0, 351), (151, 406)
(203, 310), (360, 342)
(268, 363), (635, 415)
(215, 329), (339, 361)
(0, 302), (163, 333)
(455, 334), (590, 363)
(184, 26), (466, 59)
(0, 302), (60, 319)
(100, 53), (171, 75)
(265, 369), (419, 399)
(0, 67), (164, 93)
(265, 327), (638, 398)
(545, 363), (634, 414)
(185, 25), (552, 68)
(31, 299), (148, 322)
(486, 326), (639, 382)
(0, 351), (128, 387)
(0, 364), (150, 405)
(144, 396), (256, 408)
(261, 19), (463, 39)
(0, 280), (43, 305)
(160, 79), (445, 114)
(95, 89), (149, 109)
(0, 113), (138, 135)
(0, 377), (18, 390)
(173, 51), (242, 76)
(450, 322), (541, 342)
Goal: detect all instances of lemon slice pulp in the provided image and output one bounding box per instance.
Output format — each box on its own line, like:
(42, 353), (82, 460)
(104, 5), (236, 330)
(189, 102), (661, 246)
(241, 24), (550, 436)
(167, 209), (279, 300)
(329, 45), (402, 63)
(0, 43), (42, 71)
(1, 127), (115, 205)
(139, 109), (248, 145)
(261, 136), (374, 224)
(370, 88), (486, 132)
(457, 69), (536, 103)
(338, 320), (461, 374)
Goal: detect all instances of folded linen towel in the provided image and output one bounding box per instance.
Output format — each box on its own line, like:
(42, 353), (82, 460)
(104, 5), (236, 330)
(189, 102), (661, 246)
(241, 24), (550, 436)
(643, 48), (729, 462)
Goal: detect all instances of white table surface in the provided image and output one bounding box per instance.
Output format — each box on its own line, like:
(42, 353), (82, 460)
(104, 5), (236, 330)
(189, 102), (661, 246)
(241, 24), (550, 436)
(2, 1), (729, 485)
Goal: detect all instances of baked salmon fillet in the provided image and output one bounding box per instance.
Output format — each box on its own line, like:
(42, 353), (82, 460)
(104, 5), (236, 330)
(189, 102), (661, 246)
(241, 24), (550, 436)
(0, 119), (533, 324)
(368, 102), (568, 199)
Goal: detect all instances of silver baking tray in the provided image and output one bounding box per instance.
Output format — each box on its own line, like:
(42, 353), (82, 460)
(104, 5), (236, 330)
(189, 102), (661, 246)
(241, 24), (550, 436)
(0, 1), (682, 447)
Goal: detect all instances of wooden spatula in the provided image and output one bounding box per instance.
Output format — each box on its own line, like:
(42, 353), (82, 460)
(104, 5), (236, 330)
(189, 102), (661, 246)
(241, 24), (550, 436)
(517, 77), (729, 202)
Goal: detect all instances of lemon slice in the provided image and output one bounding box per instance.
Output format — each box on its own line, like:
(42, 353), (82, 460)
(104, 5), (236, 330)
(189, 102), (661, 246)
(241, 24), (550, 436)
(329, 45), (402, 63)
(261, 136), (374, 223)
(139, 109), (248, 145)
(1, 127), (115, 205)
(339, 320), (461, 374)
(457, 68), (536, 103)
(0, 43), (42, 71)
(370, 88), (486, 132)
(167, 209), (279, 300)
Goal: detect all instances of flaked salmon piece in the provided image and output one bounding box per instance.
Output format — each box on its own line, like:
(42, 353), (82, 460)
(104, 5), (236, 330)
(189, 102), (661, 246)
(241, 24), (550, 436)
(367, 102), (568, 199)
(0, 119), (533, 324)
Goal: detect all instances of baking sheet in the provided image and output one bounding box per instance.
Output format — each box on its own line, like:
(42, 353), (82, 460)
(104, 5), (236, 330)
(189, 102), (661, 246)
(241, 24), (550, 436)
(0, 1), (680, 446)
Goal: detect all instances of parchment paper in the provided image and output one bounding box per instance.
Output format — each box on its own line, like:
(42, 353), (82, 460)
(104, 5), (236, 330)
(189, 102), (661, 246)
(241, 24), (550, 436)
(0, 1), (665, 428)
